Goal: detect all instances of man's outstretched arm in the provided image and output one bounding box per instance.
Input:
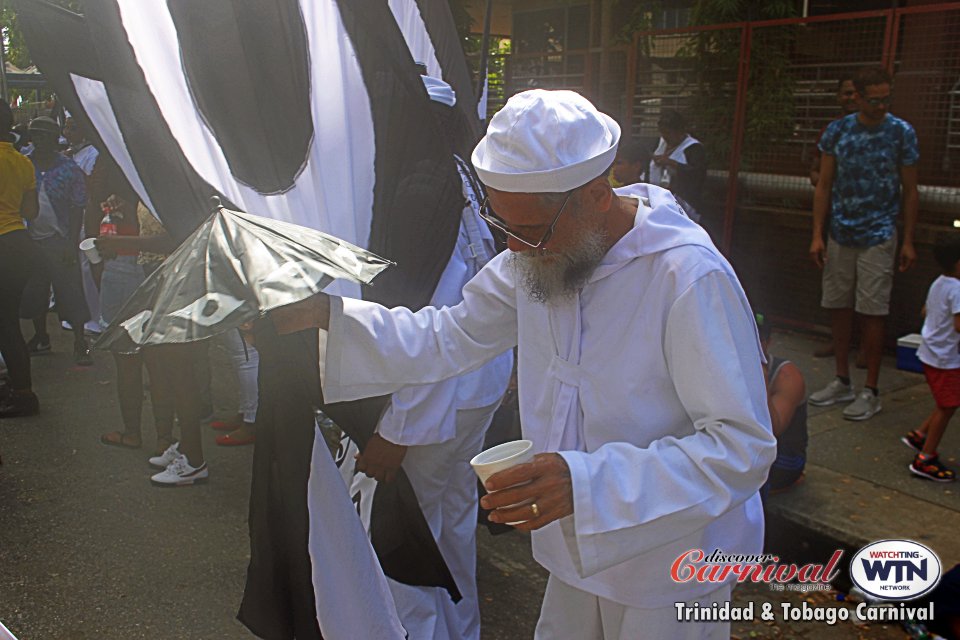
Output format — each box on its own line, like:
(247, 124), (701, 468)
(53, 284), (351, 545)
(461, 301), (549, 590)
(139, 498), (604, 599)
(270, 292), (331, 334)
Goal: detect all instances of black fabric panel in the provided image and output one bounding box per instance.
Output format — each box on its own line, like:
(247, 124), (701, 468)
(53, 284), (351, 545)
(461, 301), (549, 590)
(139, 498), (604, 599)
(414, 0), (481, 141)
(78, 0), (234, 244)
(167, 0), (312, 194)
(335, 0), (461, 311)
(240, 324), (461, 638)
(13, 1), (104, 155)
(318, 394), (462, 602)
(239, 326), (325, 640)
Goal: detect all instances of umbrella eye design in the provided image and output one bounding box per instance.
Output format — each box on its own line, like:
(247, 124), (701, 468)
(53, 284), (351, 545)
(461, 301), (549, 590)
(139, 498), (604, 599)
(120, 309), (154, 343)
(169, 293), (247, 326)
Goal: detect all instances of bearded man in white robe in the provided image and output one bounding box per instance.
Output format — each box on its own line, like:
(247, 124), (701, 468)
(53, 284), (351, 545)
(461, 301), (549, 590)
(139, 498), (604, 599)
(272, 89), (776, 639)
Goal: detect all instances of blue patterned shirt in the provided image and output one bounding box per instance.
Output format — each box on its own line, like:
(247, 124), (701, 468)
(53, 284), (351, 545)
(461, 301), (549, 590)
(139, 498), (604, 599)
(819, 113), (918, 247)
(29, 152), (87, 239)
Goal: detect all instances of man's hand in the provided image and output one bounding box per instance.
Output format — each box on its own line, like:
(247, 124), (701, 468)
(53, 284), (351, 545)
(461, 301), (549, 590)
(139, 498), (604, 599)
(480, 453), (573, 531)
(354, 434), (407, 483)
(899, 241), (917, 272)
(269, 293), (331, 335)
(809, 236), (826, 269)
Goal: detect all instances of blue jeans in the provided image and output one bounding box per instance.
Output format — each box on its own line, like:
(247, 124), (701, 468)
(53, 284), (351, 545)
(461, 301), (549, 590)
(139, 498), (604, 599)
(100, 255), (145, 329)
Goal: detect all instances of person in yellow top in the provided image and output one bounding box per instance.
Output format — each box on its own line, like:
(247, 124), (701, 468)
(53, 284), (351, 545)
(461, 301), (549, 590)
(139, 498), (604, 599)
(0, 102), (41, 417)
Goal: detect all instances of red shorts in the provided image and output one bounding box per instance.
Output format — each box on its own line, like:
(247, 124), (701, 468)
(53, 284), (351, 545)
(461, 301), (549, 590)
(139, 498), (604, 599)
(923, 363), (960, 409)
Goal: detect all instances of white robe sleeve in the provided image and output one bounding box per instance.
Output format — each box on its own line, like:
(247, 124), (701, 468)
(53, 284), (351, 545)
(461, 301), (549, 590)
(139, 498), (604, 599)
(557, 270), (776, 578)
(375, 380), (459, 446)
(322, 254), (519, 403)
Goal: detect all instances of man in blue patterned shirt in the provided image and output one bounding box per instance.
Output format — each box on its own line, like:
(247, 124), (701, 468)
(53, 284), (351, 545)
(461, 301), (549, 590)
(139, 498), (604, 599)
(808, 66), (920, 421)
(19, 117), (93, 365)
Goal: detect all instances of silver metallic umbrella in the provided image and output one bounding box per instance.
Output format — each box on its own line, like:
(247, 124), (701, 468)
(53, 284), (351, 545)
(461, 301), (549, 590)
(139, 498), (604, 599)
(95, 203), (392, 353)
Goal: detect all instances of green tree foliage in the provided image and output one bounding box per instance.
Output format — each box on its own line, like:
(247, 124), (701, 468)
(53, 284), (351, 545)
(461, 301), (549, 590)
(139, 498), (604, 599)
(684, 0), (798, 169)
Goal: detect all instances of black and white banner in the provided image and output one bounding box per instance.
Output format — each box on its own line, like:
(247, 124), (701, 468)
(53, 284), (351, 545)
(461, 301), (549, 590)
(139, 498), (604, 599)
(17, 1), (481, 638)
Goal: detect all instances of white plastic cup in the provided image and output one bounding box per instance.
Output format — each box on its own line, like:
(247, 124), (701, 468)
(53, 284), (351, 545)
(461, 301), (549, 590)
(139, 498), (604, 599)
(470, 439), (534, 485)
(470, 439), (535, 525)
(79, 237), (101, 264)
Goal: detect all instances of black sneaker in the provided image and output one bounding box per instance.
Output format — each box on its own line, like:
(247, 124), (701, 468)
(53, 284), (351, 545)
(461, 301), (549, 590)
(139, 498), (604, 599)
(0, 391), (40, 418)
(73, 341), (93, 366)
(26, 334), (51, 354)
(909, 454), (956, 483)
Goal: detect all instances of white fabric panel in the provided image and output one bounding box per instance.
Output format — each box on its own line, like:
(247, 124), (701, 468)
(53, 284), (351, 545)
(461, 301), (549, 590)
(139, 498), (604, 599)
(110, 0), (373, 253)
(477, 76), (488, 121)
(307, 426), (406, 640)
(388, 0), (442, 79)
(69, 74), (157, 215)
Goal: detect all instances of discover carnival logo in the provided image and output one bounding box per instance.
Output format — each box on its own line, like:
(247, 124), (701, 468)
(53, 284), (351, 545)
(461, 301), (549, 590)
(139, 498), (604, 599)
(849, 539), (942, 600)
(670, 548), (843, 591)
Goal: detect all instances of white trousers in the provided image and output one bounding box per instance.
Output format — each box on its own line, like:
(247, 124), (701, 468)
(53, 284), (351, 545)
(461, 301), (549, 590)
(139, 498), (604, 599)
(387, 402), (501, 640)
(220, 329), (259, 423)
(534, 576), (731, 640)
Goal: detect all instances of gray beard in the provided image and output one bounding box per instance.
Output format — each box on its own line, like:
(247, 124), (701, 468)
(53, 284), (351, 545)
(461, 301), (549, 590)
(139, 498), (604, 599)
(509, 228), (608, 304)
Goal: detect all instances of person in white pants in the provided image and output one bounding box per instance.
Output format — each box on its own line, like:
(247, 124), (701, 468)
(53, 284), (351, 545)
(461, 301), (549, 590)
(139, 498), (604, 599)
(348, 74), (512, 639)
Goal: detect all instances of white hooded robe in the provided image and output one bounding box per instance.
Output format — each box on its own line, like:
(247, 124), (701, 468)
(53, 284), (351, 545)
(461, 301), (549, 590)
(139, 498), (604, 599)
(322, 183), (776, 609)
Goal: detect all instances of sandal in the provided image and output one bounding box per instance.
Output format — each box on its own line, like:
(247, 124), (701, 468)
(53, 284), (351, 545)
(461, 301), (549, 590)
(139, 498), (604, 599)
(909, 454), (956, 483)
(99, 431), (142, 449)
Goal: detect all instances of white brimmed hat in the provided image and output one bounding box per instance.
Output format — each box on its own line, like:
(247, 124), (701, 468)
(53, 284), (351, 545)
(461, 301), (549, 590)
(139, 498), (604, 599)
(471, 90), (620, 193)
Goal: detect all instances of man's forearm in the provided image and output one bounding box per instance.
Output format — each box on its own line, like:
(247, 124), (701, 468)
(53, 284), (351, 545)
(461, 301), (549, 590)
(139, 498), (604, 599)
(811, 186), (830, 238)
(270, 292), (331, 334)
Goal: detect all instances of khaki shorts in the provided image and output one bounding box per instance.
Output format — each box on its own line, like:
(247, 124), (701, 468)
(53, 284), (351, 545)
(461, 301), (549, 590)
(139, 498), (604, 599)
(821, 232), (896, 316)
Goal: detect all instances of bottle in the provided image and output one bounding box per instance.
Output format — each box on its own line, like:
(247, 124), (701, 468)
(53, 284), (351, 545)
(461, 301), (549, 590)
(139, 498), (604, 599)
(99, 203), (117, 236)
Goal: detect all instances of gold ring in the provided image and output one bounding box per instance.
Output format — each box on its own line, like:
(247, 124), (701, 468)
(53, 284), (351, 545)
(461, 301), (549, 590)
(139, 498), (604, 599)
(530, 502), (540, 517)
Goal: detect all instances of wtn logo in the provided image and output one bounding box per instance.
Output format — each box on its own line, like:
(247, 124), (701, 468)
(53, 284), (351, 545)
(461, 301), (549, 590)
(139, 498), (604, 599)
(850, 540), (941, 600)
(861, 558), (927, 583)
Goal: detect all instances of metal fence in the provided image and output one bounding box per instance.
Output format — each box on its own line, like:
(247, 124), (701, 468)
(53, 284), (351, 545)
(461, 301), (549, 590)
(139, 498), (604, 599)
(502, 3), (960, 338)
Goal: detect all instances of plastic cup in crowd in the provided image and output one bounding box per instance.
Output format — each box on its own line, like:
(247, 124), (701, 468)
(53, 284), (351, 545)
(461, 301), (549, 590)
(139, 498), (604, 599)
(79, 237), (101, 264)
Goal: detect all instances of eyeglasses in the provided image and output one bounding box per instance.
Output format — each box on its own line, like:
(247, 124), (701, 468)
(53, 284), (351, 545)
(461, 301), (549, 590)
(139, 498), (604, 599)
(865, 95), (892, 106)
(479, 190), (574, 249)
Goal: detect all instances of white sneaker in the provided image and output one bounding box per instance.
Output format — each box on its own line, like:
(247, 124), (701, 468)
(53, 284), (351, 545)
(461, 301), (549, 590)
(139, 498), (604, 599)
(148, 441), (180, 470)
(843, 389), (882, 421)
(150, 453), (208, 486)
(808, 378), (855, 406)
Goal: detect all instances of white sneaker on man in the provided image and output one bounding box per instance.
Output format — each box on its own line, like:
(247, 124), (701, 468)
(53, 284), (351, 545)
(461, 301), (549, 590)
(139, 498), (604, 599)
(842, 389), (881, 421)
(148, 441), (180, 470)
(150, 453), (208, 486)
(808, 378), (855, 406)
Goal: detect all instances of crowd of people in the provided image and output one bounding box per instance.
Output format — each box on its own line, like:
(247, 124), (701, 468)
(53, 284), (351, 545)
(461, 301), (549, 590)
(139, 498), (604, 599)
(0, 104), (261, 487)
(0, 62), (957, 640)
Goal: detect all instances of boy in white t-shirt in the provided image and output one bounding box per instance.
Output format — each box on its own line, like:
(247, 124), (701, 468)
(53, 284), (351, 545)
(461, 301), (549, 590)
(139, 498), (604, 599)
(903, 238), (960, 482)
